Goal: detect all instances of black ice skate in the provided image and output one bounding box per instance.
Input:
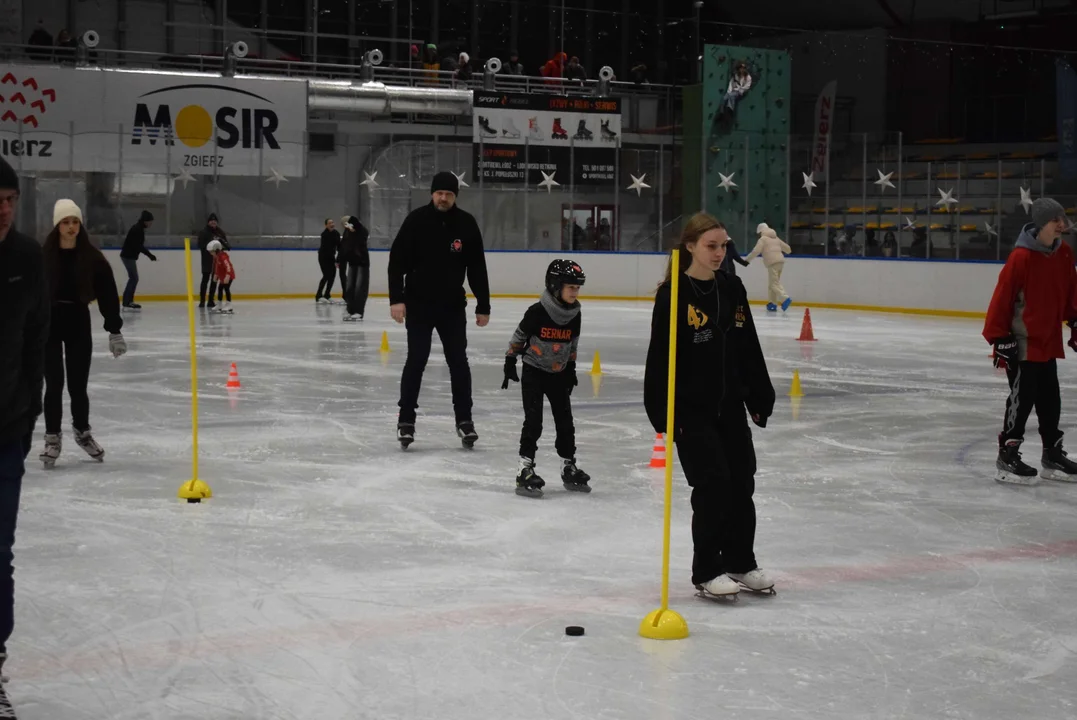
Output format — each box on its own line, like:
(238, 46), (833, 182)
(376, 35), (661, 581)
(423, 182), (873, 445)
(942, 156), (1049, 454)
(561, 459), (591, 493)
(0, 655), (14, 719)
(573, 119), (593, 141)
(122, 303), (142, 311)
(515, 459), (545, 498)
(39, 432), (61, 469)
(996, 439), (1038, 485)
(456, 421), (478, 449)
(600, 119), (617, 142)
(478, 116), (497, 137)
(397, 423), (415, 449)
(1041, 440), (1077, 483)
(74, 427), (105, 462)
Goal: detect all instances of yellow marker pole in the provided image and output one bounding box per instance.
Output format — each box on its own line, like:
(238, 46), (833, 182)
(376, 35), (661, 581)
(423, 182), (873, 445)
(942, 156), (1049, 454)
(178, 238), (213, 502)
(639, 249), (689, 640)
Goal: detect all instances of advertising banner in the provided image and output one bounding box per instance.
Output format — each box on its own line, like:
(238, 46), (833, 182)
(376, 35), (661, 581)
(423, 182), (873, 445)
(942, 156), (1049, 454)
(0, 64), (307, 176)
(810, 80), (837, 177)
(1058, 60), (1077, 180)
(472, 91), (621, 185)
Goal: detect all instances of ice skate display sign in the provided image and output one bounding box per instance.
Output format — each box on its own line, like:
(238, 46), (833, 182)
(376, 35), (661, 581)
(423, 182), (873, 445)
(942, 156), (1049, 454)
(472, 91), (620, 185)
(0, 63), (307, 176)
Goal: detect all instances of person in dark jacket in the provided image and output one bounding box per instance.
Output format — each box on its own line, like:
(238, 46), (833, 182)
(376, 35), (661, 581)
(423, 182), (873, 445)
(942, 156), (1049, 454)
(644, 212), (775, 601)
(0, 158), (49, 693)
(720, 237), (750, 276)
(39, 199), (126, 470)
(316, 217), (341, 304)
(388, 171), (491, 448)
(197, 213), (228, 308)
(119, 210), (156, 310)
(339, 215), (370, 321)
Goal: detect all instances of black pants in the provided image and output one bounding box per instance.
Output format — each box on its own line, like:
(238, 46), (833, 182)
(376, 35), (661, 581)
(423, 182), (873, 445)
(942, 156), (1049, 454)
(345, 263), (369, 317)
(0, 438), (27, 656)
(44, 303), (93, 434)
(316, 256), (336, 299)
(200, 271), (212, 305)
(519, 363), (575, 460)
(1002, 360), (1063, 448)
(398, 306), (472, 425)
(217, 282), (232, 302)
(675, 411), (758, 586)
(121, 257), (139, 305)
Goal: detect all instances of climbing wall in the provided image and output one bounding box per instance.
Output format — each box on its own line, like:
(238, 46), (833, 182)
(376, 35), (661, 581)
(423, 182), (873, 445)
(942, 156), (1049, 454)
(702, 44), (791, 250)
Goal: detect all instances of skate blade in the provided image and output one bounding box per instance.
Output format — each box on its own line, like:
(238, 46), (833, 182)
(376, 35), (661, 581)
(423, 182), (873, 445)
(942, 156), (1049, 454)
(563, 482), (592, 493)
(995, 469), (1041, 485)
(515, 486), (544, 498)
(42, 459), (56, 469)
(737, 583), (776, 596)
(695, 588), (739, 602)
(399, 439), (414, 450)
(1040, 467), (1077, 483)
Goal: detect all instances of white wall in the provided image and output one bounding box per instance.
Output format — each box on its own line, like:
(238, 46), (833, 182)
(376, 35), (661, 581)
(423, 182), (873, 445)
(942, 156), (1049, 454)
(102, 250), (1000, 316)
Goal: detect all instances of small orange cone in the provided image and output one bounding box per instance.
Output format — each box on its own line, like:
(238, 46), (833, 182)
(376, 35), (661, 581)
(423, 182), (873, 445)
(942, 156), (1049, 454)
(798, 308), (817, 342)
(649, 434), (666, 468)
(226, 362), (241, 389)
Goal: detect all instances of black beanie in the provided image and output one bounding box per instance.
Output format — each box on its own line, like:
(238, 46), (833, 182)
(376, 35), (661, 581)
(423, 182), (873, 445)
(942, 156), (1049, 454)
(431, 171), (459, 195)
(207, 213), (218, 223)
(140, 210), (154, 223)
(0, 156), (18, 192)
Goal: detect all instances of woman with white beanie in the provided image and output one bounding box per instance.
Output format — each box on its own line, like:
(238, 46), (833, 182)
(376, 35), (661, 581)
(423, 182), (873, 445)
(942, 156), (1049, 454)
(745, 223), (793, 312)
(38, 199), (126, 468)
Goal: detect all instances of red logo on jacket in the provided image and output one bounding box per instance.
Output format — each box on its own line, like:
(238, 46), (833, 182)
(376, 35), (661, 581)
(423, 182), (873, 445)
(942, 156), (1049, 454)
(450, 239), (463, 252)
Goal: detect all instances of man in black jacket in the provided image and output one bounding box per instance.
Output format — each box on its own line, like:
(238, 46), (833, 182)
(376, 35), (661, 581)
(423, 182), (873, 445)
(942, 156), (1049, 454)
(120, 210), (156, 310)
(0, 157), (49, 688)
(315, 218), (341, 304)
(339, 215), (370, 321)
(197, 213), (227, 308)
(388, 171), (491, 448)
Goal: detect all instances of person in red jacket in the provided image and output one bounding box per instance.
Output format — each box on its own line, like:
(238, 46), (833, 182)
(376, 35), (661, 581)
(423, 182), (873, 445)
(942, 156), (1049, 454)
(207, 239), (236, 314)
(983, 197), (1077, 484)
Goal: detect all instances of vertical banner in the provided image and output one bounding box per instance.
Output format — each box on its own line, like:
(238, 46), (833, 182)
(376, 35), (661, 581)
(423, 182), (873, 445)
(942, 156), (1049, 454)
(1058, 60), (1077, 180)
(810, 80), (837, 177)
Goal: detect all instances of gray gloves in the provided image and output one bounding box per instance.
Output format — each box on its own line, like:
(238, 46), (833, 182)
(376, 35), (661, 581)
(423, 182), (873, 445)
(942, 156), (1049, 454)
(109, 333), (127, 358)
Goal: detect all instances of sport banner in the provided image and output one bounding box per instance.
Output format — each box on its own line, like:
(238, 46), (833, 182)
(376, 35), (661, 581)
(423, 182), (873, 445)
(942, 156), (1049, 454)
(1058, 60), (1077, 180)
(472, 91), (621, 185)
(0, 64), (307, 176)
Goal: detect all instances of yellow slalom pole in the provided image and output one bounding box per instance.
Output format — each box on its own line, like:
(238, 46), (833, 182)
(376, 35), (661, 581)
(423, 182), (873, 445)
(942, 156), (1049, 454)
(178, 238), (213, 502)
(639, 249), (689, 640)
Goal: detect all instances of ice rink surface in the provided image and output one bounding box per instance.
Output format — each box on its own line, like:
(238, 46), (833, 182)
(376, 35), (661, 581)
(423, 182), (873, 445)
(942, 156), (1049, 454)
(8, 298), (1077, 719)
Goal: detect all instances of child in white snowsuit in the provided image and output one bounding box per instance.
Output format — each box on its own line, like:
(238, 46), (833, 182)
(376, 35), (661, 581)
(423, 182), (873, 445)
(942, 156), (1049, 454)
(746, 223), (793, 312)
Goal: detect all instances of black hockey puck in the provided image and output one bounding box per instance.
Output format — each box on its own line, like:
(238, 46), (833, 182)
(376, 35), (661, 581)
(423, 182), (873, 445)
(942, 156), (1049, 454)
(565, 626), (585, 637)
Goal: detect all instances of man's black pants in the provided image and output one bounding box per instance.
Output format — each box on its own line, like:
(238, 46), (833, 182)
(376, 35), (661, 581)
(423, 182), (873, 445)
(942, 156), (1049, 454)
(398, 306), (472, 425)
(1002, 359), (1063, 448)
(519, 363), (575, 460)
(0, 438), (27, 657)
(316, 256), (336, 299)
(345, 263), (369, 317)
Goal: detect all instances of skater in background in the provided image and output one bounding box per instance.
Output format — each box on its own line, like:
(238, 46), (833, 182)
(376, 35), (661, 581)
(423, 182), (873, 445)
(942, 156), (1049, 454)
(644, 212), (775, 600)
(339, 215), (370, 321)
(720, 236), (750, 276)
(119, 210), (156, 310)
(984, 198), (1077, 485)
(746, 222), (793, 312)
(388, 171), (490, 448)
(0, 157), (49, 698)
(502, 260), (591, 498)
(316, 217), (341, 304)
(197, 213), (228, 309)
(39, 199), (127, 469)
(207, 240), (235, 314)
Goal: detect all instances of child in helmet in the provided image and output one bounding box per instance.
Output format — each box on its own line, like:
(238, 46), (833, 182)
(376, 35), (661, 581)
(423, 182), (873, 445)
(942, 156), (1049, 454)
(207, 239), (236, 313)
(502, 260), (590, 498)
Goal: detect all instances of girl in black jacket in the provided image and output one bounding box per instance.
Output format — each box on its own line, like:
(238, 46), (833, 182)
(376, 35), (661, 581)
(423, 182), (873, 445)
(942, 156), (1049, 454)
(339, 215), (370, 321)
(39, 199), (127, 469)
(643, 212), (776, 600)
(316, 218), (341, 303)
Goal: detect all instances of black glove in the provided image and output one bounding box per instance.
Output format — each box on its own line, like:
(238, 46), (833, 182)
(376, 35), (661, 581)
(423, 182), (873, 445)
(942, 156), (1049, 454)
(751, 413), (769, 429)
(565, 362), (578, 394)
(993, 334), (1018, 369)
(501, 356), (519, 389)
(149, 253), (158, 262)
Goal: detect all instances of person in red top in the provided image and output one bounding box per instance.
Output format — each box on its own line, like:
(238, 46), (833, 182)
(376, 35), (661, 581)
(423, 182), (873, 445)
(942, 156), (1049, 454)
(983, 197), (1077, 484)
(207, 239), (236, 314)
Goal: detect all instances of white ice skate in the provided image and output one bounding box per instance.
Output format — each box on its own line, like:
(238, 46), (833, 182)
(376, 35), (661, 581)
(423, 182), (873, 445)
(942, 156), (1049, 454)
(695, 574), (740, 600)
(502, 117), (522, 139)
(316, 297), (331, 305)
(73, 427), (104, 462)
(221, 302), (234, 314)
(728, 568), (776, 595)
(39, 432), (61, 469)
(527, 117), (544, 141)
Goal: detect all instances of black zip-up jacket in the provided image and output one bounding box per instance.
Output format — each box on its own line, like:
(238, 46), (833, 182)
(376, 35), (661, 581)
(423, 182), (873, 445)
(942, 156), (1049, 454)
(387, 202), (491, 315)
(338, 217), (370, 267)
(0, 229), (50, 443)
(120, 220), (156, 260)
(197, 226), (229, 273)
(43, 227), (123, 335)
(644, 270), (773, 434)
(319, 228), (341, 261)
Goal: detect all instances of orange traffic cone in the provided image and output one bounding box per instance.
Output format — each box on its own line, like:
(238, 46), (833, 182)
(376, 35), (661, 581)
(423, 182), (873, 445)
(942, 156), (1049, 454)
(649, 434), (666, 468)
(226, 362), (241, 389)
(798, 308), (817, 342)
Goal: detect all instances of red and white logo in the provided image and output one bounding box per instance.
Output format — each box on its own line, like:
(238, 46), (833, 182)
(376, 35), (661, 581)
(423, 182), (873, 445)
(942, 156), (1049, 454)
(0, 73), (57, 128)
(450, 239), (463, 252)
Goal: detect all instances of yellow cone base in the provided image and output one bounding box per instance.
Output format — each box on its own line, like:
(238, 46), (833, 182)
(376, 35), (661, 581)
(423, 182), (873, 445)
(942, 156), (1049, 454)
(380, 331), (391, 353)
(590, 351), (602, 376)
(638, 608), (690, 640)
(178, 479), (213, 502)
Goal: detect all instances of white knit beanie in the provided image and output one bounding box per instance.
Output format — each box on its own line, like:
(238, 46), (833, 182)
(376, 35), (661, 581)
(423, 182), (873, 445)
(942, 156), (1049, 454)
(53, 198), (83, 227)
(756, 222), (770, 234)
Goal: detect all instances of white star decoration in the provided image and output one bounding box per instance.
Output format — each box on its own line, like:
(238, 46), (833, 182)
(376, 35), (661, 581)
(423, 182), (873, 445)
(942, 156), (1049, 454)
(717, 172), (738, 193)
(627, 173), (651, 197)
(801, 171), (817, 197)
(360, 171), (380, 189)
(936, 187), (958, 209)
(452, 171), (470, 189)
(172, 166), (196, 190)
(1067, 218), (1077, 234)
(264, 167), (288, 189)
(538, 170), (560, 192)
(985, 221), (998, 236)
(1019, 187), (1033, 214)
(904, 216), (917, 231)
(874, 170), (895, 191)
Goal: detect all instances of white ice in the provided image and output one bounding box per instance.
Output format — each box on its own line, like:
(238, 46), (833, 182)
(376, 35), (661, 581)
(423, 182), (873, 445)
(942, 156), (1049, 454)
(9, 299), (1077, 719)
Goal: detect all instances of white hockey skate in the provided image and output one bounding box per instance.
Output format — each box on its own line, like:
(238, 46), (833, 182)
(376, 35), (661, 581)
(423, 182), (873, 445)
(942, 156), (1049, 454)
(728, 568), (776, 595)
(74, 427), (105, 462)
(694, 574), (740, 601)
(527, 117), (544, 141)
(343, 313), (363, 322)
(39, 432), (61, 469)
(502, 117), (522, 139)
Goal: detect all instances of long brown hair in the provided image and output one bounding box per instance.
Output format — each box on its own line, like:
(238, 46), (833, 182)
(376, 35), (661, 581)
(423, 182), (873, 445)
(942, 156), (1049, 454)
(660, 212), (725, 287)
(43, 222), (103, 304)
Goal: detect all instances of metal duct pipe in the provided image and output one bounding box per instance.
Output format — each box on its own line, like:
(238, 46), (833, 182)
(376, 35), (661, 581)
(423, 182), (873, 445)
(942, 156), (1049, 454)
(307, 80), (473, 116)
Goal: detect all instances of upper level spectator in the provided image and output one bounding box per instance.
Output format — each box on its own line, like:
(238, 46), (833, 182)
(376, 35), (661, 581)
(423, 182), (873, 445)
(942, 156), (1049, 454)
(565, 56), (586, 83)
(541, 52), (568, 86)
(27, 21), (52, 61)
(454, 52), (473, 85)
(503, 51), (525, 76)
(422, 43), (440, 83)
